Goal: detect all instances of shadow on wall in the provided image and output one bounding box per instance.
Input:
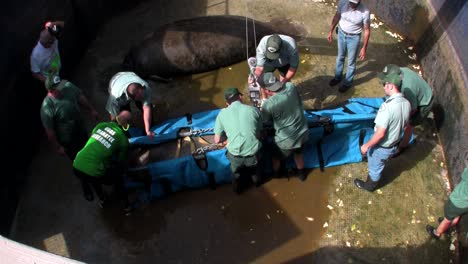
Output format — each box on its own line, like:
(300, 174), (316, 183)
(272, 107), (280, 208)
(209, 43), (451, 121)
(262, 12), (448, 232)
(415, 0), (467, 61)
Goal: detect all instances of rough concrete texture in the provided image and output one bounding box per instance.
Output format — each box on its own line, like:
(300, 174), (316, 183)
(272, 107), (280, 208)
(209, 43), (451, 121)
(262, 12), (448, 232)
(8, 0), (460, 263)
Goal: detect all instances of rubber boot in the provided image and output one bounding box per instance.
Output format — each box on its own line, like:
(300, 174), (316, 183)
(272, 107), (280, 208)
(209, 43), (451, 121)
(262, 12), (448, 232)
(354, 176), (378, 192)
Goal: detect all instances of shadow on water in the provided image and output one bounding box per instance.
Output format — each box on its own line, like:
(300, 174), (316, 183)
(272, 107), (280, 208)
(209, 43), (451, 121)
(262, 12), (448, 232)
(94, 181), (332, 263)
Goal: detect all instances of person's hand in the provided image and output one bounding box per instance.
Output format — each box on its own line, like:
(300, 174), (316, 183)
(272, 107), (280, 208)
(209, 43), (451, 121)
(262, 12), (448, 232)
(327, 31), (333, 43)
(248, 75), (257, 85)
(359, 47), (366, 60)
(146, 130), (155, 140)
(360, 144), (369, 156)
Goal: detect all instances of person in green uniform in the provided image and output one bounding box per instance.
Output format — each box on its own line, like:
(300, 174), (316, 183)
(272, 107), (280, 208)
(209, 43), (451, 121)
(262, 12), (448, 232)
(40, 75), (99, 160)
(259, 72), (309, 181)
(427, 152), (468, 239)
(73, 110), (132, 214)
(377, 64), (433, 151)
(214, 87), (263, 194)
(354, 73), (411, 192)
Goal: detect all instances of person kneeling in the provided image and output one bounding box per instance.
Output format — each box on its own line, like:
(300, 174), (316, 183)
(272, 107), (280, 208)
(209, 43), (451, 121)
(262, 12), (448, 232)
(73, 110), (133, 215)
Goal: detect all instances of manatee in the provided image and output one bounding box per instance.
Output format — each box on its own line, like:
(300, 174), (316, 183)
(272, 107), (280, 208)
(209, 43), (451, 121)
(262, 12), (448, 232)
(122, 15), (299, 78)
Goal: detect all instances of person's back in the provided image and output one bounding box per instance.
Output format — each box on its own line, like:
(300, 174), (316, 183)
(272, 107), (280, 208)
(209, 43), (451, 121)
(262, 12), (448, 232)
(400, 67), (433, 109)
(377, 93), (411, 147)
(216, 101), (261, 156)
(262, 82), (308, 149)
(40, 80), (83, 145)
(73, 121), (129, 177)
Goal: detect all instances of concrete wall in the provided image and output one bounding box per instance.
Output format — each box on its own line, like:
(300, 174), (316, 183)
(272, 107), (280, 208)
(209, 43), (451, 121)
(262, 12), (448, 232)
(365, 0), (468, 259)
(0, 0), (144, 236)
(366, 0), (467, 183)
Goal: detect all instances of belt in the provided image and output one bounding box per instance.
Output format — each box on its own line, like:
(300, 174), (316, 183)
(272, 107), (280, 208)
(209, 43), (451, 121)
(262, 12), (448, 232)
(378, 143), (399, 149)
(340, 28), (361, 36)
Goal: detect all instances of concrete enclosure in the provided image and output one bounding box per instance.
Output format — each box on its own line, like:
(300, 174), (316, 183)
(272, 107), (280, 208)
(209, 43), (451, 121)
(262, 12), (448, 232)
(0, 0), (466, 255)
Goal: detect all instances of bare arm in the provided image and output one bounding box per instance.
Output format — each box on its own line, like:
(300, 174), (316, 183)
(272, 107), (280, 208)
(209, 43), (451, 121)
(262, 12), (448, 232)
(359, 24), (371, 60)
(361, 126), (386, 155)
(46, 21), (65, 29)
(254, 66), (264, 79)
(280, 67), (297, 83)
(327, 12), (341, 43)
(142, 104), (154, 138)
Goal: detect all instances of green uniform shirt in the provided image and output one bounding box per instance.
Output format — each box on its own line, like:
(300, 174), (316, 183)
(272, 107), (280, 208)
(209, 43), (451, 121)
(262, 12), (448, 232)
(40, 80), (84, 146)
(449, 168), (468, 209)
(214, 101), (262, 156)
(73, 122), (129, 177)
(374, 93), (411, 147)
(400, 67), (433, 111)
(256, 34), (299, 69)
(262, 82), (308, 150)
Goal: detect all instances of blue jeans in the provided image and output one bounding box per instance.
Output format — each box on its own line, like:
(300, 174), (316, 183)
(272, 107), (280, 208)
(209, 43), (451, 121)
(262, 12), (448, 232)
(367, 145), (398, 182)
(334, 28), (361, 86)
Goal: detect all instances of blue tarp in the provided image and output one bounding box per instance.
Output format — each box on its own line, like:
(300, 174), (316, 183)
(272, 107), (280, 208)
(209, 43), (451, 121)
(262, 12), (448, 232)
(126, 97), (385, 199)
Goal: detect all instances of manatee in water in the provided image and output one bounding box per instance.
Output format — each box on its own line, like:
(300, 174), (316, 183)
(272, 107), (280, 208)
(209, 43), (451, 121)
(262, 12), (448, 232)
(122, 15), (302, 79)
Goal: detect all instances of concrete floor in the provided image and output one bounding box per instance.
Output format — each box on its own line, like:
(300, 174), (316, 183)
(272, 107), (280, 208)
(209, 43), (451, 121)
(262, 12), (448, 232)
(10, 0), (454, 263)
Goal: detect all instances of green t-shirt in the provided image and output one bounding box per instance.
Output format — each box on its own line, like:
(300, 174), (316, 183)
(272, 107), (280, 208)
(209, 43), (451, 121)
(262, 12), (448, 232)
(40, 80), (84, 145)
(73, 122), (129, 177)
(400, 67), (433, 111)
(214, 101), (262, 156)
(449, 168), (468, 209)
(262, 82), (308, 150)
(374, 93), (411, 147)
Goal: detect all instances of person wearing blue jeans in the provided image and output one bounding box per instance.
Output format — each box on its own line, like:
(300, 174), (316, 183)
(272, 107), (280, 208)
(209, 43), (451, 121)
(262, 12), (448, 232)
(327, 0), (371, 93)
(354, 73), (411, 191)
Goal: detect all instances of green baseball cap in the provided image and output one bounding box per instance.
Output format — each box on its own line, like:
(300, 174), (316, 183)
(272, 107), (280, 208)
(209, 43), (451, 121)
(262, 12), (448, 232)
(259, 72), (283, 92)
(45, 75), (61, 90)
(265, 35), (282, 60)
(381, 72), (402, 87)
(224, 87), (242, 101)
(377, 64), (401, 81)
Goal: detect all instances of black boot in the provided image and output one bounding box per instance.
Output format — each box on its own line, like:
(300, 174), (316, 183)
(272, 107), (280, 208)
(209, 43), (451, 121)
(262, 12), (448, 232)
(354, 176), (378, 192)
(297, 169), (307, 182)
(232, 173), (242, 194)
